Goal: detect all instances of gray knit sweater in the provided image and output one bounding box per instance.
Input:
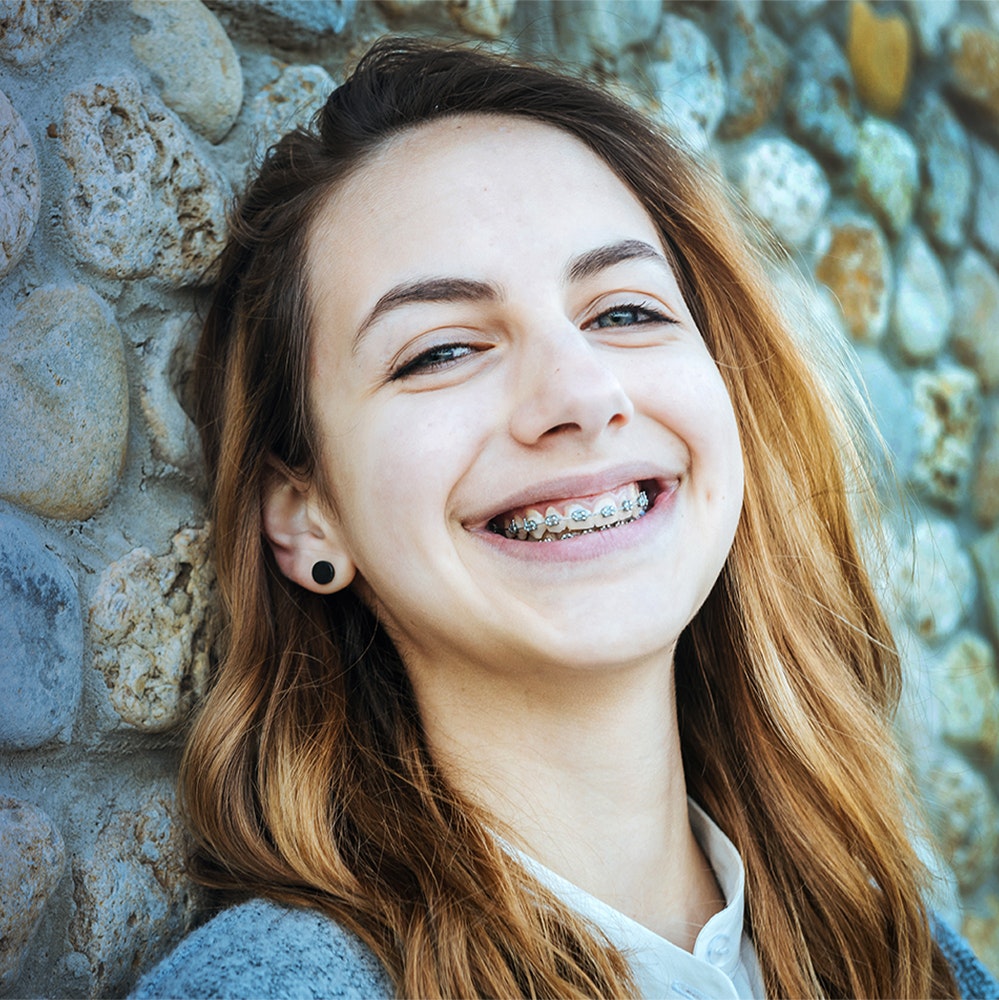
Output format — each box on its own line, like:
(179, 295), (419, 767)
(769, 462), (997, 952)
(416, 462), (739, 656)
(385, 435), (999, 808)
(132, 898), (999, 999)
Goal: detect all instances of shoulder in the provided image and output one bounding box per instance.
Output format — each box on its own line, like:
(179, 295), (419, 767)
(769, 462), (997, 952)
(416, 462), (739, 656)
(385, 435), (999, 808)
(130, 898), (394, 999)
(932, 914), (999, 1000)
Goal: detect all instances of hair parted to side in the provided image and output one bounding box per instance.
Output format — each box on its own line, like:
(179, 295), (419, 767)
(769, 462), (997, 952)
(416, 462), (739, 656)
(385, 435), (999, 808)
(185, 37), (957, 1000)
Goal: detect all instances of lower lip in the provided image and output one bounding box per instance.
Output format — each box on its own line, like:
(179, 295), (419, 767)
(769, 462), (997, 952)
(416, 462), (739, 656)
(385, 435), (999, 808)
(469, 480), (679, 564)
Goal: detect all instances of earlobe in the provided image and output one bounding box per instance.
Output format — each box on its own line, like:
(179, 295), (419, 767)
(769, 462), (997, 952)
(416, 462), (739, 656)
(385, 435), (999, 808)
(261, 461), (356, 594)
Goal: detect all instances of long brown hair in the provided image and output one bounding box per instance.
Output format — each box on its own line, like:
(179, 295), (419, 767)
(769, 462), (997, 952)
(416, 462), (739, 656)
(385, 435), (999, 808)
(184, 37), (957, 998)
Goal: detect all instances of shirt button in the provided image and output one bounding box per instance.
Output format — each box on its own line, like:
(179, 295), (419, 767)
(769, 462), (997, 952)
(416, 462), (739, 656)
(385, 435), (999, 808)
(707, 933), (731, 964)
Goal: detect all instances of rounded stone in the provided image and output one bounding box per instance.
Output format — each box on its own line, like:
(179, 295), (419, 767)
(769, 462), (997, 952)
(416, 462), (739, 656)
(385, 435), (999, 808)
(555, 0), (662, 59)
(963, 894), (999, 989)
(719, 12), (789, 139)
(650, 15), (726, 149)
(953, 249), (999, 392)
(0, 0), (87, 67)
(972, 139), (999, 264)
(813, 212), (892, 342)
(69, 790), (199, 996)
(0, 89), (40, 279)
(911, 363), (981, 510)
(131, 0), (243, 144)
(0, 285), (129, 520)
(764, 0), (825, 39)
(729, 137), (829, 247)
(973, 527), (999, 647)
(60, 73), (228, 286)
(0, 797), (66, 992)
(854, 117), (919, 236)
(890, 515), (976, 643)
(204, 0), (355, 47)
(973, 399), (999, 528)
(853, 347), (916, 481)
(914, 93), (972, 251)
(891, 229), (952, 364)
(946, 23), (999, 133)
(931, 631), (999, 761)
(89, 525), (215, 733)
(0, 512), (82, 750)
(786, 26), (860, 168)
(904, 0), (957, 56)
(446, 0), (517, 39)
(847, 0), (912, 118)
(248, 63), (337, 166)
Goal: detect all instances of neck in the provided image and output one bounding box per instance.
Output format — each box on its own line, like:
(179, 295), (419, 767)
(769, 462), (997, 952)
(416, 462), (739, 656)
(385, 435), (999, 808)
(410, 654), (724, 949)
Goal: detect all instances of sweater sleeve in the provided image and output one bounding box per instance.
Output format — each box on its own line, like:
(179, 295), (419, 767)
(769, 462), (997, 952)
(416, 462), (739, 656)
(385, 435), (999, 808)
(130, 898), (394, 1000)
(933, 914), (999, 1000)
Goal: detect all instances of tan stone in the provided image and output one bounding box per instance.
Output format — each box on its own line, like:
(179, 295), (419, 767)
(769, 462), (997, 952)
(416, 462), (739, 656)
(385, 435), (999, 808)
(89, 525), (215, 732)
(0, 89), (40, 278)
(131, 0), (243, 144)
(947, 23), (999, 132)
(446, 0), (516, 38)
(0, 797), (65, 992)
(69, 791), (199, 996)
(847, 0), (912, 118)
(814, 213), (892, 342)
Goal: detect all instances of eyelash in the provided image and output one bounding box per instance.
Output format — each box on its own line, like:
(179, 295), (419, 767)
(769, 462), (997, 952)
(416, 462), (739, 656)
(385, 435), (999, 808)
(389, 302), (674, 380)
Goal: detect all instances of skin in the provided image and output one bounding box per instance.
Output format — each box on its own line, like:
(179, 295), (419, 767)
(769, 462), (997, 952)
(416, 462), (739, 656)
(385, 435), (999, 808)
(264, 115), (745, 948)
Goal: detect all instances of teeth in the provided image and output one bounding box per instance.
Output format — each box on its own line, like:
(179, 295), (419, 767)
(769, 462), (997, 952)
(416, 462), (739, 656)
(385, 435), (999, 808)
(545, 507), (567, 533)
(497, 483), (652, 540)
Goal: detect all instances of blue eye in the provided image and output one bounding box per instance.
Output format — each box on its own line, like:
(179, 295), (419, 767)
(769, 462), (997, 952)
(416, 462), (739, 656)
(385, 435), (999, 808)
(592, 304), (673, 329)
(391, 343), (477, 380)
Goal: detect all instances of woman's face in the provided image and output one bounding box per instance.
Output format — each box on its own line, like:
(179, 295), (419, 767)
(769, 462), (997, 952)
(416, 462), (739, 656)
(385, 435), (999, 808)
(301, 115), (744, 680)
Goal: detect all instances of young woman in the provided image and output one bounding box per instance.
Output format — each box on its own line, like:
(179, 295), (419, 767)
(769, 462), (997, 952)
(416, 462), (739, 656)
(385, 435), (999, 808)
(134, 38), (996, 999)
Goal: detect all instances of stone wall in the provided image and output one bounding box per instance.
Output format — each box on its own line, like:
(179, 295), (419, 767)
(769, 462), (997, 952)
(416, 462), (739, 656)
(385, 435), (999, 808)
(0, 0), (997, 995)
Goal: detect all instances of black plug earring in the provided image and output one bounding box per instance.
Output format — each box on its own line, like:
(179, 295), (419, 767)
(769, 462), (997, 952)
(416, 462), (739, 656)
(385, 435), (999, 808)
(311, 560), (336, 586)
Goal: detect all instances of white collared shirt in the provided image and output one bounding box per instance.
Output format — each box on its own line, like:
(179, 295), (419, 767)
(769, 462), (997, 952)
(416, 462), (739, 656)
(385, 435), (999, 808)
(508, 801), (766, 1000)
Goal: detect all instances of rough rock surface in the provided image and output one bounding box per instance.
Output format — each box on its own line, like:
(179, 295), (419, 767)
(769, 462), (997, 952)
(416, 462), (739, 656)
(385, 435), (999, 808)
(891, 229), (952, 363)
(131, 0), (243, 144)
(0, 0), (87, 66)
(847, 0), (912, 118)
(974, 528), (999, 647)
(972, 139), (999, 264)
(204, 0), (355, 46)
(60, 73), (228, 285)
(813, 212), (891, 342)
(0, 285), (128, 520)
(719, 12), (789, 138)
(0, 89), (40, 278)
(946, 23), (999, 133)
(0, 512), (82, 750)
(446, 0), (517, 39)
(911, 364), (982, 509)
(854, 117), (919, 235)
(554, 0), (661, 60)
(905, 0), (957, 56)
(854, 347), (916, 481)
(0, 797), (66, 991)
(953, 249), (999, 392)
(69, 791), (198, 996)
(974, 399), (999, 529)
(89, 525), (215, 733)
(728, 136), (829, 246)
(933, 631), (999, 761)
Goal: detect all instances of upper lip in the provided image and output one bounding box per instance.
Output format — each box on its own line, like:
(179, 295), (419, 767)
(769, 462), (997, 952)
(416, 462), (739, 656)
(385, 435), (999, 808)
(463, 463), (679, 529)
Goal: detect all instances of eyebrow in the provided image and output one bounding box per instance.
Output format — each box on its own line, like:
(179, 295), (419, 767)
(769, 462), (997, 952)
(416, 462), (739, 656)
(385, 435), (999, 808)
(351, 239), (671, 352)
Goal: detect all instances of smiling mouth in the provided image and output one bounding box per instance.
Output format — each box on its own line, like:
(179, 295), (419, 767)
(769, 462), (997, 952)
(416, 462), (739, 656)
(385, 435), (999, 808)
(488, 481), (657, 541)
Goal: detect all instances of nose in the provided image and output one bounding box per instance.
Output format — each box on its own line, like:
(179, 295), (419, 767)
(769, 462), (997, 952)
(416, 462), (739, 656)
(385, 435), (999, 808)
(508, 325), (635, 446)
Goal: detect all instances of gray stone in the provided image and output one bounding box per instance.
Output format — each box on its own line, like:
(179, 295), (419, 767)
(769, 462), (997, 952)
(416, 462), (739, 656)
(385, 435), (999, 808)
(973, 526), (999, 646)
(853, 347), (916, 481)
(914, 93), (972, 251)
(931, 631), (999, 761)
(0, 797), (65, 992)
(131, 0), (243, 144)
(0, 512), (82, 750)
(555, 0), (661, 59)
(248, 62), (337, 166)
(89, 525), (215, 733)
(953, 249), (999, 391)
(905, 0), (957, 56)
(69, 790), (199, 996)
(854, 117), (919, 236)
(61, 74), (228, 286)
(719, 11), (789, 138)
(911, 363), (982, 509)
(0, 89), (40, 279)
(765, 0), (825, 39)
(650, 15), (726, 149)
(972, 139), (999, 265)
(786, 26), (860, 168)
(973, 399), (999, 528)
(813, 211), (892, 342)
(889, 515), (976, 643)
(0, 285), (129, 520)
(946, 23), (999, 134)
(728, 137), (829, 246)
(0, 0), (87, 67)
(446, 0), (517, 38)
(891, 229), (952, 363)
(204, 0), (355, 47)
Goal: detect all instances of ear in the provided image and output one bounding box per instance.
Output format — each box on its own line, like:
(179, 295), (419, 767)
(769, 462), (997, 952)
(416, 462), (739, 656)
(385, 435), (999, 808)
(261, 458), (356, 594)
